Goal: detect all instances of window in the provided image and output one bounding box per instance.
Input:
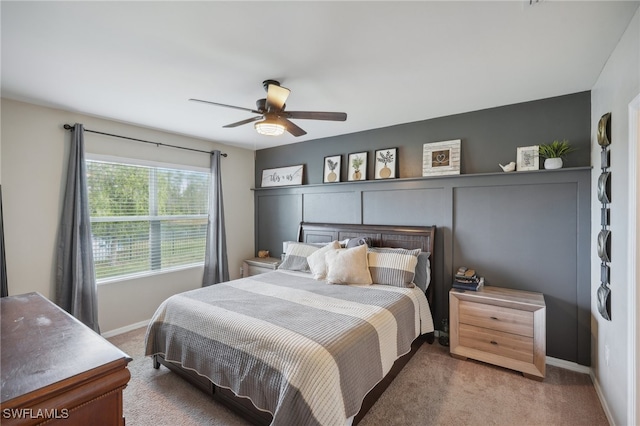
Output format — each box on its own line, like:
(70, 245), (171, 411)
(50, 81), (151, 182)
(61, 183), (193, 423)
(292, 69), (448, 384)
(86, 158), (209, 282)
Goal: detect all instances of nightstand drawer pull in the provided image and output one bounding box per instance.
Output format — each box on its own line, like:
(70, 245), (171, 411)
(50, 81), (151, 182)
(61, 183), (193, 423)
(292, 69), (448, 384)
(490, 316), (499, 320)
(490, 340), (498, 345)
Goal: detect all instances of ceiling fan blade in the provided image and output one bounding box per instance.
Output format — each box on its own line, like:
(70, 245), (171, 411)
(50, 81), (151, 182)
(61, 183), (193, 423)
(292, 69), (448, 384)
(284, 111), (347, 121)
(223, 116), (263, 128)
(189, 98), (262, 114)
(266, 84), (290, 111)
(279, 117), (307, 137)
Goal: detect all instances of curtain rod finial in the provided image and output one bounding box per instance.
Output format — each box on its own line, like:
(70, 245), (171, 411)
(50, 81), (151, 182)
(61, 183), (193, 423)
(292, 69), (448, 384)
(63, 124), (73, 130)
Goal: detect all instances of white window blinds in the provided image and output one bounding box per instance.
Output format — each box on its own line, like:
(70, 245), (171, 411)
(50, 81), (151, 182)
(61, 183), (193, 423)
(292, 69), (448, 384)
(86, 159), (209, 282)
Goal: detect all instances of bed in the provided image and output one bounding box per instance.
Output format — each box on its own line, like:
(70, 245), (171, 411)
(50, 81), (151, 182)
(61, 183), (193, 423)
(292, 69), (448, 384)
(145, 222), (436, 425)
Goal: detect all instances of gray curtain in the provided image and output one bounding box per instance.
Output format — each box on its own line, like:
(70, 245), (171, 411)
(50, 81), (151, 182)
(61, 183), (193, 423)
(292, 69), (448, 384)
(202, 150), (229, 286)
(1, 185), (7, 298)
(55, 123), (100, 333)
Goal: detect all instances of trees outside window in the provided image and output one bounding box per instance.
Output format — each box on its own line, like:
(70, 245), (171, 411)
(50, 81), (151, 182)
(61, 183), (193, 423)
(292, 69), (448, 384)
(86, 159), (209, 281)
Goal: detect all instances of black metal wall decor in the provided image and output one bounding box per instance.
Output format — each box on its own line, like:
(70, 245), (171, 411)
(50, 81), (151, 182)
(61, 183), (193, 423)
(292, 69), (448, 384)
(597, 112), (612, 320)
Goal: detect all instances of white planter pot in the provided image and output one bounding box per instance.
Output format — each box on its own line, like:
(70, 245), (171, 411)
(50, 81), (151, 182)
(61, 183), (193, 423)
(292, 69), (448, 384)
(544, 158), (563, 170)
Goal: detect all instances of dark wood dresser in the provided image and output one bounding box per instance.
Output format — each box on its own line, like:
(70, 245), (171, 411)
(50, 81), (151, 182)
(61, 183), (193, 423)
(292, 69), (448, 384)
(1, 292), (132, 425)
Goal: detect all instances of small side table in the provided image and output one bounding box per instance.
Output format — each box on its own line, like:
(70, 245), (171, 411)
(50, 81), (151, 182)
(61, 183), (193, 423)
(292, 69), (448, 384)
(450, 286), (546, 380)
(242, 257), (281, 278)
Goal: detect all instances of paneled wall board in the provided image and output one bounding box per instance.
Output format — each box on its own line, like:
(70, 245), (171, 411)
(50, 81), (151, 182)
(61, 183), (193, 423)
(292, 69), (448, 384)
(362, 188), (445, 226)
(256, 194), (302, 257)
(303, 192), (361, 224)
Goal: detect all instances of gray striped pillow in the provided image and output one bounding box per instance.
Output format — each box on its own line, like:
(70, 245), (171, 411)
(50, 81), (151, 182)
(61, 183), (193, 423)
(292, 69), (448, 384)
(278, 242), (321, 272)
(367, 247), (421, 288)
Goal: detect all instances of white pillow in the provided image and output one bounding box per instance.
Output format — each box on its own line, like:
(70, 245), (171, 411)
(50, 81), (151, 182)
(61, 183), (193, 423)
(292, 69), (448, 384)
(325, 244), (373, 285)
(307, 241), (341, 280)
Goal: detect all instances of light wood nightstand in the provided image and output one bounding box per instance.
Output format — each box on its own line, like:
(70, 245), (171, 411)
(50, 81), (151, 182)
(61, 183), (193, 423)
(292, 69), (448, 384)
(242, 257), (281, 278)
(449, 286), (546, 380)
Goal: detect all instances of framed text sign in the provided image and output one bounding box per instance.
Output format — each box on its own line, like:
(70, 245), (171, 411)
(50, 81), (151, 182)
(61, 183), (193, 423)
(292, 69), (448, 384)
(261, 165), (304, 188)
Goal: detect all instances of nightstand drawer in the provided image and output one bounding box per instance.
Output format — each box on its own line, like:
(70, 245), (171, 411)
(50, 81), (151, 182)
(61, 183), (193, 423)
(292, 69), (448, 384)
(245, 264), (273, 277)
(242, 257), (281, 278)
(459, 300), (534, 337)
(459, 323), (534, 363)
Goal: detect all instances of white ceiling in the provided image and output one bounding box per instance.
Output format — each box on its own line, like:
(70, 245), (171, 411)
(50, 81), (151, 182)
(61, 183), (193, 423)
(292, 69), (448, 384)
(2, 1), (638, 150)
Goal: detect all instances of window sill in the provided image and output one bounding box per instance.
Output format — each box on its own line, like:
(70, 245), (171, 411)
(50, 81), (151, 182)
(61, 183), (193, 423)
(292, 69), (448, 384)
(96, 263), (204, 286)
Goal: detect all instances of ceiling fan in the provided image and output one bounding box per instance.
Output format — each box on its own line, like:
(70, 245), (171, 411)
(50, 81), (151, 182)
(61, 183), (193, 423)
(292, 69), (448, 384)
(190, 80), (347, 137)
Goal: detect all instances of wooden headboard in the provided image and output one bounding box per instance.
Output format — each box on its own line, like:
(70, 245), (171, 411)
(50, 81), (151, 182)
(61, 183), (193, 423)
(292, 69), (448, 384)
(298, 222), (436, 305)
(298, 222), (435, 254)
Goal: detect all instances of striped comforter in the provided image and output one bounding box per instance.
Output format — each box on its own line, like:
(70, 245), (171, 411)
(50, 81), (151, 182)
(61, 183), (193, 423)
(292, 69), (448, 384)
(145, 270), (434, 425)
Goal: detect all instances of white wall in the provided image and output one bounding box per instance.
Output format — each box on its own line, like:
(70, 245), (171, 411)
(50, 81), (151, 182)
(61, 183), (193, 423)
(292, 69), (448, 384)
(590, 7), (640, 426)
(0, 98), (256, 333)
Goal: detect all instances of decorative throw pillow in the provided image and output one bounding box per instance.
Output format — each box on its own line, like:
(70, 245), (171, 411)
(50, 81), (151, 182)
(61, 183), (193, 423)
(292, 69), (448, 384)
(367, 247), (421, 288)
(307, 241), (341, 280)
(278, 242), (321, 272)
(413, 252), (431, 292)
(325, 244), (373, 285)
(345, 236), (372, 248)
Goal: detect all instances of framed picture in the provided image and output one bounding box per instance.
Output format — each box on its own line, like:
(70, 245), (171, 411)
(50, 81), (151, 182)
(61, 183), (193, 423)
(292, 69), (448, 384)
(374, 148), (397, 179)
(422, 140), (461, 176)
(347, 152), (367, 181)
(323, 155), (341, 183)
(516, 145), (539, 171)
(261, 164), (304, 188)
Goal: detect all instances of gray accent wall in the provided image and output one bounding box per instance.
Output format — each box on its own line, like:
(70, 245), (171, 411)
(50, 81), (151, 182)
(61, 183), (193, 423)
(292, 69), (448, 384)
(254, 92), (591, 365)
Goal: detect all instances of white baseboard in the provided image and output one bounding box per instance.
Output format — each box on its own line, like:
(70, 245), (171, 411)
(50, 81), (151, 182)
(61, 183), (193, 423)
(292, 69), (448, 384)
(544, 358), (613, 425)
(591, 371), (616, 426)
(101, 319), (149, 338)
(546, 356), (591, 374)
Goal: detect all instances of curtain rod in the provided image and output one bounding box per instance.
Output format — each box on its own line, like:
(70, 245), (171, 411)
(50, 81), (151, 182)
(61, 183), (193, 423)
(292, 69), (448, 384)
(63, 124), (227, 157)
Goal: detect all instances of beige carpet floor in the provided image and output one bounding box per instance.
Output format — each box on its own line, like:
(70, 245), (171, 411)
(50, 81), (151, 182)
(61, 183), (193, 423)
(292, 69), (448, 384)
(108, 327), (608, 426)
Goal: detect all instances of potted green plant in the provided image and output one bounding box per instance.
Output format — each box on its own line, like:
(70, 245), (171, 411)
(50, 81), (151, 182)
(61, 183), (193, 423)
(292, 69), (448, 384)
(351, 156), (364, 180)
(538, 139), (576, 170)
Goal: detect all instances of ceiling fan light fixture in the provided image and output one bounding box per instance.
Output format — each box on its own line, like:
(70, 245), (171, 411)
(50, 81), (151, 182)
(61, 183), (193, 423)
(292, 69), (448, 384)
(254, 117), (285, 136)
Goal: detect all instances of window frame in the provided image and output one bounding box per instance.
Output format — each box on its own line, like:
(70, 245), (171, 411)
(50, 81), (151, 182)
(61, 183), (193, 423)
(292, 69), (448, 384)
(86, 154), (210, 285)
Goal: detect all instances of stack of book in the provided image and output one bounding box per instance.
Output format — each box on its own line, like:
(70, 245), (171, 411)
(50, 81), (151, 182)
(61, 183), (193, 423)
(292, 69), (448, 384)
(453, 267), (484, 291)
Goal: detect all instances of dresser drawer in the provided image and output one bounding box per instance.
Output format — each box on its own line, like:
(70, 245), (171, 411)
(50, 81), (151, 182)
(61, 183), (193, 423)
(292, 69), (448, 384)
(459, 323), (534, 363)
(459, 300), (534, 337)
